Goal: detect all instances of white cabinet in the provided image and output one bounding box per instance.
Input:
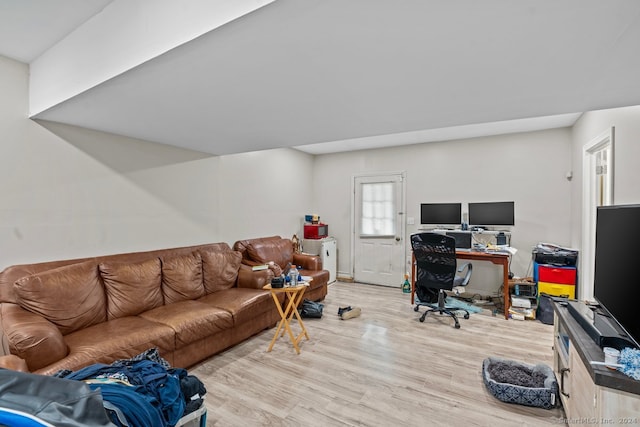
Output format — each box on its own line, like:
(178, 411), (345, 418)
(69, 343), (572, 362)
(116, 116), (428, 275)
(553, 303), (640, 423)
(302, 237), (336, 283)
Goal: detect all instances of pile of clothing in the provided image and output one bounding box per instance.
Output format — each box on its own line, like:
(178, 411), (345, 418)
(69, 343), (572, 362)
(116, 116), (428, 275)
(0, 348), (206, 427)
(54, 348), (206, 427)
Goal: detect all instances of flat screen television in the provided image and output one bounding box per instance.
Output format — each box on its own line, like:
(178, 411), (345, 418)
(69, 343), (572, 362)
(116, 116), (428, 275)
(593, 204), (640, 349)
(420, 203), (461, 226)
(468, 201), (515, 227)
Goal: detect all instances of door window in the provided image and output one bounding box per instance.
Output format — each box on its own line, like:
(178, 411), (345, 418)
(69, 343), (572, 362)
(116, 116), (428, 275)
(360, 182), (396, 237)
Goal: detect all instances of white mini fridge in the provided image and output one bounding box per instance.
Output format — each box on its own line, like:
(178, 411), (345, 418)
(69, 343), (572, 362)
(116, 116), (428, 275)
(302, 237), (337, 283)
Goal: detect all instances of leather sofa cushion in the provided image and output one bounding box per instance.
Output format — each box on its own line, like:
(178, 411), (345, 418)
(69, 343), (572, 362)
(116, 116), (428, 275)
(161, 252), (205, 304)
(56, 316), (176, 374)
(99, 258), (163, 320)
(245, 239), (293, 270)
(140, 300), (233, 347)
(201, 250), (242, 293)
(199, 288), (273, 325)
(14, 261), (106, 335)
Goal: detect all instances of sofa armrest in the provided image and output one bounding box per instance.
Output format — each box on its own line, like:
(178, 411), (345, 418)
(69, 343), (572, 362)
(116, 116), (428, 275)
(293, 253), (322, 271)
(237, 264), (274, 290)
(0, 354), (29, 372)
(0, 303), (68, 372)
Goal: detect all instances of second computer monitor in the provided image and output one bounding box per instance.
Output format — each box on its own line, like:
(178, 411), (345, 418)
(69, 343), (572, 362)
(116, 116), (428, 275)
(468, 201), (515, 228)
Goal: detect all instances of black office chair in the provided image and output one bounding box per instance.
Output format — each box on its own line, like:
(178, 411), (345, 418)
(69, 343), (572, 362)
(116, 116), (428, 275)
(411, 232), (473, 329)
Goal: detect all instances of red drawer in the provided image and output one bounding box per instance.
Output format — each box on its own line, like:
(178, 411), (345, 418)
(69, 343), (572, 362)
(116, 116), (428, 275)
(538, 265), (576, 285)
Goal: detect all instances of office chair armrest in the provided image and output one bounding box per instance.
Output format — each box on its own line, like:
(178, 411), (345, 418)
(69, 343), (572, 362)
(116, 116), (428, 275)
(457, 263), (473, 286)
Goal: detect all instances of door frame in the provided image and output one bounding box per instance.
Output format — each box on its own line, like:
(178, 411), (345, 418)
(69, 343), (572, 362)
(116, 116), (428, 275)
(350, 171), (407, 283)
(581, 127), (614, 302)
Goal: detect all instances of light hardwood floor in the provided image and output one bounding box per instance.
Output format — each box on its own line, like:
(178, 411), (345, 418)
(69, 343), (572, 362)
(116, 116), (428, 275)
(190, 282), (566, 426)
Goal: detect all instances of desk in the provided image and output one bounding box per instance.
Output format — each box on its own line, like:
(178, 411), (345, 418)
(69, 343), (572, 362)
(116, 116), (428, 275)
(263, 283), (310, 354)
(411, 250), (511, 320)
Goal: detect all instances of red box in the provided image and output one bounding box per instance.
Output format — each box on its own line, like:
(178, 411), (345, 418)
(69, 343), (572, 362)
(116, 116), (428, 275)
(538, 265), (576, 285)
(304, 224), (328, 239)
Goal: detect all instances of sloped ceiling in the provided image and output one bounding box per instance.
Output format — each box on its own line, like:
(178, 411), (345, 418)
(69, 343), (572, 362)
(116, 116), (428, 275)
(3, 0), (640, 155)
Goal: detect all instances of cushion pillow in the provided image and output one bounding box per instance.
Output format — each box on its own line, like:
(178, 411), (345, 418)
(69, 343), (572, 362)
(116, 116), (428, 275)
(245, 239), (293, 270)
(201, 250), (242, 293)
(161, 252), (205, 304)
(14, 261), (106, 335)
(99, 258), (163, 320)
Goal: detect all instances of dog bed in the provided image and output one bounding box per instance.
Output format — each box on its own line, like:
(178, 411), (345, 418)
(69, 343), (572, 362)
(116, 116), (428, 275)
(482, 356), (558, 409)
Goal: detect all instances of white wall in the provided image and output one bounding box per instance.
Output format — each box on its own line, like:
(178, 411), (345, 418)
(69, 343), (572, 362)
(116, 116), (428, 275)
(0, 55), (315, 269)
(569, 106), (640, 297)
(216, 148), (314, 244)
(570, 106), (640, 243)
(313, 129), (574, 295)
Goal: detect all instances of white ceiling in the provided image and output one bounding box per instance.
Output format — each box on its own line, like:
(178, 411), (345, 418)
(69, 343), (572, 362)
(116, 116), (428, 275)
(0, 0), (113, 63)
(2, 0), (640, 155)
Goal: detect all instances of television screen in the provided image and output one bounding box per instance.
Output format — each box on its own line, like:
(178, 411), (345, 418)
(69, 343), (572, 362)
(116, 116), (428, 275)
(593, 204), (640, 348)
(468, 201), (515, 227)
(420, 203), (461, 225)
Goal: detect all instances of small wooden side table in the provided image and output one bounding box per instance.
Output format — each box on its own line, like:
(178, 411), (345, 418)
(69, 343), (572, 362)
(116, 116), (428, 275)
(263, 283), (310, 354)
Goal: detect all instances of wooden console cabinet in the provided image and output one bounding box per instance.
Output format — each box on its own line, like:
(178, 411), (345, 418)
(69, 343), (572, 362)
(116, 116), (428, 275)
(553, 302), (640, 423)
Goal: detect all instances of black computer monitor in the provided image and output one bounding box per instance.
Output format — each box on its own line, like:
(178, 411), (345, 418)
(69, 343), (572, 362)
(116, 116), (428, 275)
(468, 201), (515, 227)
(446, 231), (472, 249)
(420, 203), (462, 226)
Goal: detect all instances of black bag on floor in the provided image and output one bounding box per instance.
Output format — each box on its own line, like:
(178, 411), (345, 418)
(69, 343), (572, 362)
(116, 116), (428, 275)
(537, 293), (555, 325)
(300, 299), (324, 318)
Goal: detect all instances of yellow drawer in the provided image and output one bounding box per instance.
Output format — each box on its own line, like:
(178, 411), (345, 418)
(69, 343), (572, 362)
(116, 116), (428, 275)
(538, 281), (575, 299)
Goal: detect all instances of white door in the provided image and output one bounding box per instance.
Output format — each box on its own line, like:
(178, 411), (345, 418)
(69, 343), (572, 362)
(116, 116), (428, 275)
(353, 173), (406, 287)
(581, 127), (614, 301)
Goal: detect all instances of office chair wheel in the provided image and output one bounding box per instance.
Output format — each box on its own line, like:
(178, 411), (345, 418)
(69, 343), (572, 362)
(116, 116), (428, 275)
(419, 313), (427, 322)
(463, 313), (470, 319)
(414, 305), (420, 312)
(454, 322), (460, 329)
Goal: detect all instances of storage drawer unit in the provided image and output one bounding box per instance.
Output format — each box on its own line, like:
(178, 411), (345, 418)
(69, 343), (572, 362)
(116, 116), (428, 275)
(535, 262), (577, 299)
(538, 281), (575, 299)
(538, 265), (577, 285)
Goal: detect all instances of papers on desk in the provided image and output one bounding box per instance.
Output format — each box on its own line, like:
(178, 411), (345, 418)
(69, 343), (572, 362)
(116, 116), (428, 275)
(537, 242), (579, 252)
(485, 245), (517, 255)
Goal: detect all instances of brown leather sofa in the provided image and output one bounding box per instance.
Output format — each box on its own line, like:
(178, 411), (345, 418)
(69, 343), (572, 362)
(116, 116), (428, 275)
(0, 243), (278, 375)
(233, 236), (329, 302)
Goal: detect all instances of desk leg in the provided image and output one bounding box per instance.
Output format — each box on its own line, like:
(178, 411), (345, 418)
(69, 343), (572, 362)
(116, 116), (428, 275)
(502, 259), (509, 320)
(268, 288), (309, 354)
(411, 252), (416, 305)
(282, 293), (300, 354)
(290, 289), (309, 341)
(284, 290), (309, 354)
(267, 291), (287, 352)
